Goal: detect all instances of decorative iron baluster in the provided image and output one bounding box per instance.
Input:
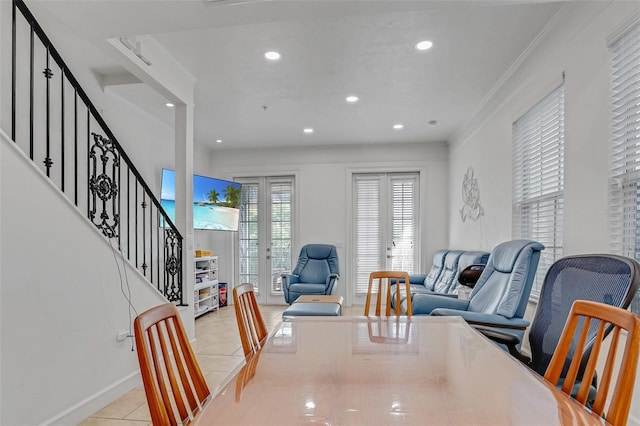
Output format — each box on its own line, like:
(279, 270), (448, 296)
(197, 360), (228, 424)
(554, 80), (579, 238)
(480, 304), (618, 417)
(29, 26), (34, 159)
(164, 229), (182, 302)
(141, 195), (147, 274)
(43, 49), (53, 176)
(11, 0), (16, 141)
(74, 89), (78, 206)
(61, 68), (65, 191)
(88, 133), (120, 239)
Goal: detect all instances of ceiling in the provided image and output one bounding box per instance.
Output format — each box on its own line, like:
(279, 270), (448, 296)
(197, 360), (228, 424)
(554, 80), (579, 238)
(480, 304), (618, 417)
(26, 0), (564, 151)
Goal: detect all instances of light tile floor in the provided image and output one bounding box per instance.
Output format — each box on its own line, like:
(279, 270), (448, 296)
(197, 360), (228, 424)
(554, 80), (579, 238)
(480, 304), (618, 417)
(80, 304), (362, 425)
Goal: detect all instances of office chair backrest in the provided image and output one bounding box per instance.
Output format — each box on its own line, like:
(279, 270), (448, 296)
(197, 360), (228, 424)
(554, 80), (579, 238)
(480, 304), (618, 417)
(233, 283), (268, 358)
(292, 244), (340, 284)
(365, 271), (412, 316)
(468, 239), (544, 318)
(545, 300), (640, 426)
(423, 249), (449, 291)
(134, 303), (211, 426)
(529, 254), (640, 377)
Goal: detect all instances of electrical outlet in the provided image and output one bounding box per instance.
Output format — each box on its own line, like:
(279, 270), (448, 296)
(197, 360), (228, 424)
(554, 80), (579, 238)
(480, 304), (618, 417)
(116, 330), (130, 342)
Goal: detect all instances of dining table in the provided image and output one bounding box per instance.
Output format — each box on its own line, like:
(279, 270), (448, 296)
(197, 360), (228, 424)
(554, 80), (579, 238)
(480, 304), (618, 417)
(193, 315), (607, 425)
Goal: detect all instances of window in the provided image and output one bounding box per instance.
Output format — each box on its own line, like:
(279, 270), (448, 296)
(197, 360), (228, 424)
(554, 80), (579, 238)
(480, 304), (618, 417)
(353, 173), (418, 295)
(512, 85), (565, 299)
(609, 23), (640, 314)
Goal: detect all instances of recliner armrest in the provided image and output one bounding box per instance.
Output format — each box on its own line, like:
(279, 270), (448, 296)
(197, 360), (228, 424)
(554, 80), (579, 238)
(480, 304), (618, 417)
(326, 273), (339, 285)
(282, 274), (300, 285)
(411, 294), (470, 315)
(431, 309), (530, 329)
(408, 274), (428, 285)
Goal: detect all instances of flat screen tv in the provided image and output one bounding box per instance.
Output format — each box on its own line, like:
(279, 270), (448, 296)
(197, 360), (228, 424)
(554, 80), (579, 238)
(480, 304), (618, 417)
(160, 169), (242, 231)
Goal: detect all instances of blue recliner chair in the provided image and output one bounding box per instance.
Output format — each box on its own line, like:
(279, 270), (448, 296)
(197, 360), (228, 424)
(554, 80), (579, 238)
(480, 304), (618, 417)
(410, 239), (544, 344)
(282, 244), (340, 304)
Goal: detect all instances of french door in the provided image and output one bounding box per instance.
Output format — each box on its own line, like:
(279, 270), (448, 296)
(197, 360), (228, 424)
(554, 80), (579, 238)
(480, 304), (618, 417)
(351, 172), (419, 305)
(237, 176), (294, 304)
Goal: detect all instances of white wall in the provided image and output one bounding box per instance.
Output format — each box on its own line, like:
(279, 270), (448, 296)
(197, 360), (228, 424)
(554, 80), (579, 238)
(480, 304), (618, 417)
(198, 142), (450, 305)
(448, 2), (640, 424)
(0, 133), (173, 425)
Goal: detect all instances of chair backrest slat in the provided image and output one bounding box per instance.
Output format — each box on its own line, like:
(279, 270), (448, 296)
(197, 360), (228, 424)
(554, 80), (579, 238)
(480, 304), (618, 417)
(156, 322), (189, 421)
(134, 303), (211, 426)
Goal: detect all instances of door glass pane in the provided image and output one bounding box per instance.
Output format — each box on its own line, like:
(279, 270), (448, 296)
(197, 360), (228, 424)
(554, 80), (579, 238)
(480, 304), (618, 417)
(270, 180), (293, 293)
(391, 175), (417, 272)
(239, 183), (259, 292)
(354, 175), (382, 294)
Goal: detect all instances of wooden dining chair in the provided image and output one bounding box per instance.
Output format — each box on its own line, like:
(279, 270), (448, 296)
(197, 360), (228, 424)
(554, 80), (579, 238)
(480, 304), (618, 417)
(544, 300), (640, 426)
(133, 303), (211, 426)
(364, 271), (412, 316)
(233, 283), (268, 358)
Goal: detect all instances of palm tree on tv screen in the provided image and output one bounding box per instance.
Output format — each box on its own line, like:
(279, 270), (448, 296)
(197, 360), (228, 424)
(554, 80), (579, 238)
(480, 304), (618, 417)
(224, 185), (241, 208)
(207, 189), (220, 204)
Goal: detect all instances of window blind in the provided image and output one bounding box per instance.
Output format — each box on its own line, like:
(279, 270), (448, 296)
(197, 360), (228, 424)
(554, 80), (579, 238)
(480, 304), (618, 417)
(354, 175), (382, 294)
(270, 180), (293, 292)
(609, 23), (640, 314)
(512, 85), (565, 299)
(239, 183), (259, 291)
(390, 176), (416, 273)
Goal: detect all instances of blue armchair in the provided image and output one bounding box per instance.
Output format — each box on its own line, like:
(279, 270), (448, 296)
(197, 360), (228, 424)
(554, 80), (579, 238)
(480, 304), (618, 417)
(410, 239), (544, 344)
(282, 244), (340, 304)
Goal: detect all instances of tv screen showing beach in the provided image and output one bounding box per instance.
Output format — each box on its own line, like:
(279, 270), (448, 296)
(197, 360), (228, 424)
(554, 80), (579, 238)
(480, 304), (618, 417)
(160, 169), (241, 231)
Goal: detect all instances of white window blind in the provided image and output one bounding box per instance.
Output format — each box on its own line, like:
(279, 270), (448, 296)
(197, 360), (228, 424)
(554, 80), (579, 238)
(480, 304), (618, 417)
(390, 176), (416, 273)
(609, 23), (640, 314)
(269, 180), (293, 292)
(354, 175), (382, 294)
(512, 85), (565, 299)
(239, 183), (259, 291)
(353, 173), (418, 295)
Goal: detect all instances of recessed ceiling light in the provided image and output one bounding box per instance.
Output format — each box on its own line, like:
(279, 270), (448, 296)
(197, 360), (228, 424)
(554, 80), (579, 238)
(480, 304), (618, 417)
(303, 128), (314, 134)
(165, 102), (174, 108)
(345, 95), (359, 103)
(216, 139), (222, 143)
(264, 51), (281, 61)
(393, 123), (404, 130)
(415, 40), (433, 51)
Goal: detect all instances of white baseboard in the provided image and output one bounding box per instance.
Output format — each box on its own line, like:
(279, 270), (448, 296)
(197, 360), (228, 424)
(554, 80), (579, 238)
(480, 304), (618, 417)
(41, 371), (142, 426)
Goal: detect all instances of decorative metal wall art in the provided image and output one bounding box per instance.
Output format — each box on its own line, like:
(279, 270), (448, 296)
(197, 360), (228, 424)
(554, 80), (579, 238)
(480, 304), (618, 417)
(459, 167), (484, 222)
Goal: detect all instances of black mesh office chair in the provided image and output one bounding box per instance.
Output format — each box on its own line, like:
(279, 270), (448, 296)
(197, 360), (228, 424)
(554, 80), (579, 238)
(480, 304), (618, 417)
(478, 254), (640, 381)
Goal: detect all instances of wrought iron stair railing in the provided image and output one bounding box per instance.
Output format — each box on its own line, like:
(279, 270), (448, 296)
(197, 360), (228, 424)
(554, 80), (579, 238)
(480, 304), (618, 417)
(9, 0), (184, 304)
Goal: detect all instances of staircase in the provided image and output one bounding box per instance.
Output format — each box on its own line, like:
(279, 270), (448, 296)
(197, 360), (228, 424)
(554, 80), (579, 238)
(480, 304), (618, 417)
(7, 0), (183, 304)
